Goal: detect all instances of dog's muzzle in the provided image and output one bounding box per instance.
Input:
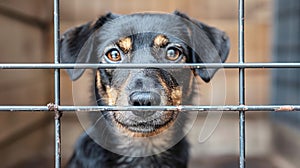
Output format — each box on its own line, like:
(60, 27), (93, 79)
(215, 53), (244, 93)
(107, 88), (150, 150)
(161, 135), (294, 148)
(109, 69), (181, 136)
(129, 91), (161, 118)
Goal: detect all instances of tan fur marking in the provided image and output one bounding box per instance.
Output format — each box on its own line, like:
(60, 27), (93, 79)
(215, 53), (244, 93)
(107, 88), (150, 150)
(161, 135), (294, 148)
(105, 85), (113, 105)
(96, 71), (117, 105)
(96, 71), (102, 92)
(171, 86), (182, 105)
(118, 37), (132, 53)
(154, 35), (169, 47)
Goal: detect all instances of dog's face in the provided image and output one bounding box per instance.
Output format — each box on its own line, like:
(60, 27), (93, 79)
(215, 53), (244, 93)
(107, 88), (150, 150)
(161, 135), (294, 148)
(94, 14), (198, 136)
(61, 11), (229, 153)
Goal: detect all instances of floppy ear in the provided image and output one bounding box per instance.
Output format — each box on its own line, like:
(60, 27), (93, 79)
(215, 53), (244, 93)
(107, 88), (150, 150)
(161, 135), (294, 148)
(60, 13), (118, 80)
(174, 11), (230, 82)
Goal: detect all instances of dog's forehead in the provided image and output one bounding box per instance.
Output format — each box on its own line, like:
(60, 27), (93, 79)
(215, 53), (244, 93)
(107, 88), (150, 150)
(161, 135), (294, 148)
(96, 14), (190, 44)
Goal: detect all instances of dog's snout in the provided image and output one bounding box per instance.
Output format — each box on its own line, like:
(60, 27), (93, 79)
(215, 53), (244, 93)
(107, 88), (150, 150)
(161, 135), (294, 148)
(129, 91), (161, 106)
(129, 91), (161, 118)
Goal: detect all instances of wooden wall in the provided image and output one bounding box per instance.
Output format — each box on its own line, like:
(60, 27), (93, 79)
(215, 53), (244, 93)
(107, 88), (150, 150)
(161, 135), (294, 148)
(0, 0), (54, 167)
(0, 0), (273, 167)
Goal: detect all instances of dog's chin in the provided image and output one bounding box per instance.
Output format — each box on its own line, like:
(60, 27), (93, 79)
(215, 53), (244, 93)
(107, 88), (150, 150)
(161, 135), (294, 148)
(125, 118), (174, 134)
(113, 111), (178, 137)
(126, 124), (161, 134)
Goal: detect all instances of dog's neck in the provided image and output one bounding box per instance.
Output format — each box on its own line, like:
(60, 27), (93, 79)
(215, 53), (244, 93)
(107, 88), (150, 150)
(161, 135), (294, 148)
(67, 133), (189, 168)
(86, 113), (187, 157)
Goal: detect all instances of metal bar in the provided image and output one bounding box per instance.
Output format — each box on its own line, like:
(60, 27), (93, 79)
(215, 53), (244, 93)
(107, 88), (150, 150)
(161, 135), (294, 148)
(53, 0), (61, 167)
(1, 62), (300, 69)
(0, 105), (300, 112)
(238, 0), (246, 167)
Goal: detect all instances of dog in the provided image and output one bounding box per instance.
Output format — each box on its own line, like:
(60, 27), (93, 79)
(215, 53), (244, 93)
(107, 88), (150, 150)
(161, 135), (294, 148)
(60, 11), (229, 168)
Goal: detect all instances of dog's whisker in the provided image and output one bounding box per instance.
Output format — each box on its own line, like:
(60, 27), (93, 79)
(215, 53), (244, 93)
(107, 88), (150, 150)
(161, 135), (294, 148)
(89, 113), (109, 129)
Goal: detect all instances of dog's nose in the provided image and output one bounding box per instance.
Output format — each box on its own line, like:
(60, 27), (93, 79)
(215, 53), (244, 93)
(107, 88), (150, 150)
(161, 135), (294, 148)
(129, 91), (161, 118)
(129, 91), (161, 106)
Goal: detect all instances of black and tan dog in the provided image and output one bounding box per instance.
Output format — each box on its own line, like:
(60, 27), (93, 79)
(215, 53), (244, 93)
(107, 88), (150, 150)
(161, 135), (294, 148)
(61, 11), (229, 168)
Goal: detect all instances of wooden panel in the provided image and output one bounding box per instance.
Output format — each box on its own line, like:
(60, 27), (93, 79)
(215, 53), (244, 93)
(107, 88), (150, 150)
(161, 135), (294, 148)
(0, 16), (45, 62)
(61, 0), (186, 21)
(0, 2), (53, 167)
(0, 0), (52, 20)
(60, 0), (272, 21)
(0, 118), (54, 168)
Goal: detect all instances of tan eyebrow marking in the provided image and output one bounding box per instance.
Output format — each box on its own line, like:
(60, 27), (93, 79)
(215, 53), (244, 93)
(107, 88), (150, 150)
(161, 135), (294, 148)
(117, 37), (132, 53)
(154, 34), (169, 47)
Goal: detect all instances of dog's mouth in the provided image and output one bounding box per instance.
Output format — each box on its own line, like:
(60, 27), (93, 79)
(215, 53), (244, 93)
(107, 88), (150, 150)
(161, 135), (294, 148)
(113, 111), (178, 136)
(126, 119), (173, 133)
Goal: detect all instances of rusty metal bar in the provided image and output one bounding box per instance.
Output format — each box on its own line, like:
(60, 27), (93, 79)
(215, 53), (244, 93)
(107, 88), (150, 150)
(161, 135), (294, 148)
(0, 105), (300, 112)
(1, 62), (300, 69)
(238, 0), (246, 167)
(53, 0), (61, 167)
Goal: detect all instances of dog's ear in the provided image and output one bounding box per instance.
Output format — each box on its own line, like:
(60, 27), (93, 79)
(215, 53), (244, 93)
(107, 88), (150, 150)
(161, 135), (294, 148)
(174, 11), (230, 82)
(60, 13), (118, 80)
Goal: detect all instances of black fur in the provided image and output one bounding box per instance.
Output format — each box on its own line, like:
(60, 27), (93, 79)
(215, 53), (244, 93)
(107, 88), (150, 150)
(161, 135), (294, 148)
(67, 133), (189, 168)
(61, 11), (230, 168)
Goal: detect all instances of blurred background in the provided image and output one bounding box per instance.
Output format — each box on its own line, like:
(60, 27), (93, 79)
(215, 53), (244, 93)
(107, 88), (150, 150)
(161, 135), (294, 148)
(0, 0), (299, 167)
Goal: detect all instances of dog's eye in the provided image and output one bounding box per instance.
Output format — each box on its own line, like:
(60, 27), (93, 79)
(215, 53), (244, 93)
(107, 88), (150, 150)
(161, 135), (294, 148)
(105, 49), (122, 62)
(166, 47), (182, 61)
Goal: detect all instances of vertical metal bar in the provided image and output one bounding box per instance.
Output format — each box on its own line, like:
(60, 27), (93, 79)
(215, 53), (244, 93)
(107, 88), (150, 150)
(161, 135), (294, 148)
(238, 0), (246, 167)
(54, 0), (61, 167)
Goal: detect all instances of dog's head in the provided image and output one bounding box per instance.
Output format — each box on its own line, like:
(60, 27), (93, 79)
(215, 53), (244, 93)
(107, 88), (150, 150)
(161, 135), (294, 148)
(61, 11), (229, 145)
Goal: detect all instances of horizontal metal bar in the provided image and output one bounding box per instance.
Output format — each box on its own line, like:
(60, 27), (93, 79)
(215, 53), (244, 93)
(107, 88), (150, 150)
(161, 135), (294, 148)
(1, 63), (300, 69)
(0, 105), (300, 112)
